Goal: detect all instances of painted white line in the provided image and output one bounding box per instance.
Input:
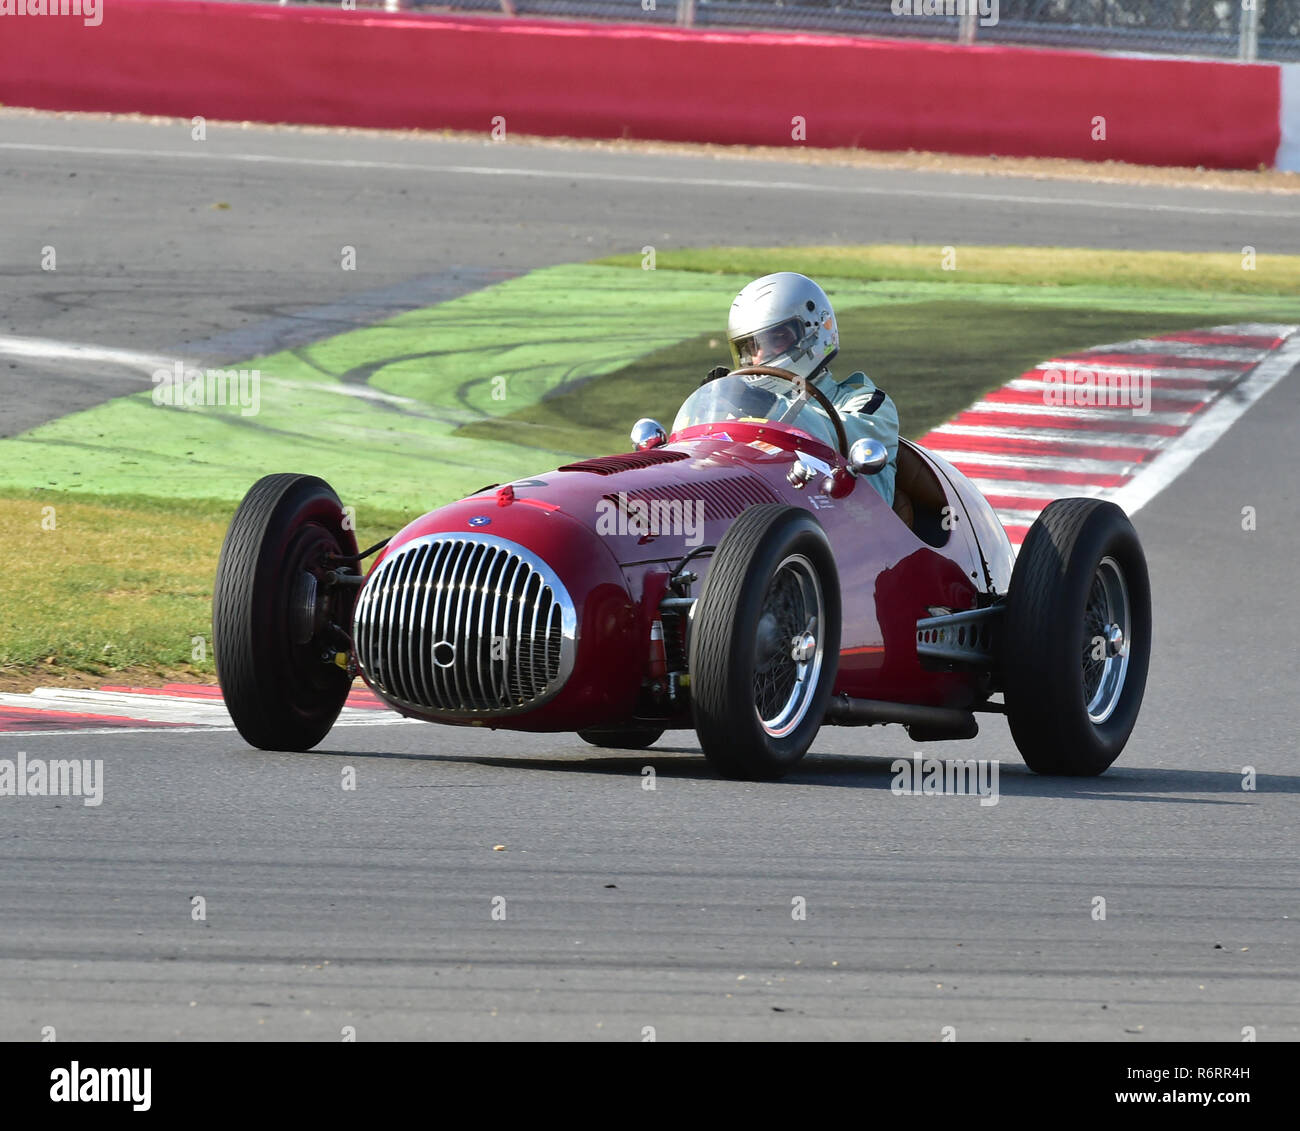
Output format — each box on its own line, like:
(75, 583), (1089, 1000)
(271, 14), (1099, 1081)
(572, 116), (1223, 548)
(1076, 340), (1268, 362)
(1002, 376), (1212, 403)
(24, 688), (235, 717)
(1, 689), (404, 728)
(1, 141), (1297, 219)
(0, 337), (423, 409)
(0, 725), (232, 737)
(968, 478), (1093, 500)
(932, 423), (1167, 448)
(963, 399), (1193, 425)
(1030, 361), (1245, 384)
(1207, 323), (1299, 337)
(920, 447), (1138, 474)
(0, 334), (183, 373)
(29, 688), (203, 702)
(1107, 333), (1300, 515)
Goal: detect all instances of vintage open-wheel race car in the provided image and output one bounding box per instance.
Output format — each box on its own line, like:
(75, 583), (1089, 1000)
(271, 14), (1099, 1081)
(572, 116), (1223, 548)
(213, 366), (1151, 780)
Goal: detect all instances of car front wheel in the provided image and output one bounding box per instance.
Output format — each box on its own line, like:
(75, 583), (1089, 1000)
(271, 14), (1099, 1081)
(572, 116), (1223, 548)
(213, 473), (359, 751)
(689, 504), (841, 780)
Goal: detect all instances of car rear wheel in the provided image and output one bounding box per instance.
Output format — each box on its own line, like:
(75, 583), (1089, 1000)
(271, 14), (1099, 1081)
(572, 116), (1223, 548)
(1002, 498), (1151, 775)
(577, 727), (665, 750)
(213, 473), (359, 751)
(689, 504), (841, 780)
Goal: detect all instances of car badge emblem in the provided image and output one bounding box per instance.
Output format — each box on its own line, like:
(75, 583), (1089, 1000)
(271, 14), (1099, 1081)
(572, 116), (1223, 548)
(468, 515), (491, 527)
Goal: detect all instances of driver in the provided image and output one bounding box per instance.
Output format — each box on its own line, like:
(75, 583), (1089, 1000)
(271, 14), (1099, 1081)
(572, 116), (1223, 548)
(705, 272), (899, 506)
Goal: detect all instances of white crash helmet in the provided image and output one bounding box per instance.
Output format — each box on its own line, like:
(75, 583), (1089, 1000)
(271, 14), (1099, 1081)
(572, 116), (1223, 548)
(727, 272), (839, 381)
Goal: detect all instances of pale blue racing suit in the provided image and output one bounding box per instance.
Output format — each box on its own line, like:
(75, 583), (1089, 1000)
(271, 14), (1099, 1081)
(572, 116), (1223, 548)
(812, 368), (899, 507)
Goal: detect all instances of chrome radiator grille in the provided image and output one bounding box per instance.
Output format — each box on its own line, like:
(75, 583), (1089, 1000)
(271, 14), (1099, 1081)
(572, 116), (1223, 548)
(353, 533), (577, 716)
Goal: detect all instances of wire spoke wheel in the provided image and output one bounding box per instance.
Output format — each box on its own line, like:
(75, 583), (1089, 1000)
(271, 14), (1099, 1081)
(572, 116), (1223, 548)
(689, 504), (840, 781)
(1080, 556), (1131, 724)
(751, 554), (824, 738)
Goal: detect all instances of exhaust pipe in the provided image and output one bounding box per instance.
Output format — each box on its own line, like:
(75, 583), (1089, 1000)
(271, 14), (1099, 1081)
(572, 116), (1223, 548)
(824, 694), (978, 741)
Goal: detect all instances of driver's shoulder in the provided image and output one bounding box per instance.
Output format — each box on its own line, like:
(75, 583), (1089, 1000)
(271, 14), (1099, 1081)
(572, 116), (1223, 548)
(818, 368), (878, 397)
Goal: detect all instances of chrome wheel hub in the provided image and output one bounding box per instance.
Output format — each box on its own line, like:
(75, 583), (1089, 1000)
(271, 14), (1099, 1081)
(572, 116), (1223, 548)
(1103, 623), (1127, 658)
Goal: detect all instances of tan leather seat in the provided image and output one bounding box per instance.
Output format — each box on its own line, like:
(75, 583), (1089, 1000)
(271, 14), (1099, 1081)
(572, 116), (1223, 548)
(892, 486), (915, 529)
(896, 442), (948, 514)
(890, 442), (950, 545)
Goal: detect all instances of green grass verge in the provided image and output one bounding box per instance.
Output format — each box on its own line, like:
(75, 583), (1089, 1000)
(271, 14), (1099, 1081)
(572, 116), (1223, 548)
(594, 244), (1300, 295)
(0, 490), (412, 681)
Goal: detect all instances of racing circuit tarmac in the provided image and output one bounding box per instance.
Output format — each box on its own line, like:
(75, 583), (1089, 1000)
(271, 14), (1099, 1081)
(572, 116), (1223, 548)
(1, 114), (1298, 1040)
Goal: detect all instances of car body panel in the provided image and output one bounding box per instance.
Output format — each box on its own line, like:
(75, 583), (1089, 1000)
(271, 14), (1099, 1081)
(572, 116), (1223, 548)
(357, 412), (1014, 730)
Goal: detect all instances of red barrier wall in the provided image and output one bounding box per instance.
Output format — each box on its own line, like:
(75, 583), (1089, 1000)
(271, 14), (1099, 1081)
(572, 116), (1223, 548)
(0, 1), (1282, 170)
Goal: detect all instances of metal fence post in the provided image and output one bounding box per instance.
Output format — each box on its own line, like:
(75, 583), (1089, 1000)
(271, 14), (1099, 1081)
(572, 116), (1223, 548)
(677, 0), (696, 28)
(958, 7), (978, 46)
(1239, 0), (1261, 62)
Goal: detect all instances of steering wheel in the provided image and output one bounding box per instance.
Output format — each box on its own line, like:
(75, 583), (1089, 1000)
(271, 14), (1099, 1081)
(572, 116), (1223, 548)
(727, 366), (849, 458)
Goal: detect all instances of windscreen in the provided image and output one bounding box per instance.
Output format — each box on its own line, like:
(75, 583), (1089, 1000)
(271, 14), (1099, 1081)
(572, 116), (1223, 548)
(671, 373), (840, 451)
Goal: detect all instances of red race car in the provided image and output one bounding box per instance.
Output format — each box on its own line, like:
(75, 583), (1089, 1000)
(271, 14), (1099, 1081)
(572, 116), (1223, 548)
(213, 367), (1151, 780)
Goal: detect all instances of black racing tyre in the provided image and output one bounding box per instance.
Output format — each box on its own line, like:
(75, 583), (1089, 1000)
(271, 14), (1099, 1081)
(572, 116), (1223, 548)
(1002, 498), (1151, 776)
(689, 504), (841, 780)
(213, 474), (359, 751)
(577, 727), (665, 750)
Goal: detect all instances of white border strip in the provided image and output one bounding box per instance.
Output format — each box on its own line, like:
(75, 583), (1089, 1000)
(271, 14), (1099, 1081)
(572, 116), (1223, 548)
(0, 718), (417, 738)
(0, 688), (414, 733)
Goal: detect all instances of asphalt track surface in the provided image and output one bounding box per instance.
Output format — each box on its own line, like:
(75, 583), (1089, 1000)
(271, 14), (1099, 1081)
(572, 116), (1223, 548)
(1, 114), (1298, 1040)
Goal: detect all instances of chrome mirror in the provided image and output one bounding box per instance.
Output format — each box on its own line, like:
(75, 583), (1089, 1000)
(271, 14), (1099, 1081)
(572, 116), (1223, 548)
(848, 437), (889, 476)
(631, 418), (667, 452)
